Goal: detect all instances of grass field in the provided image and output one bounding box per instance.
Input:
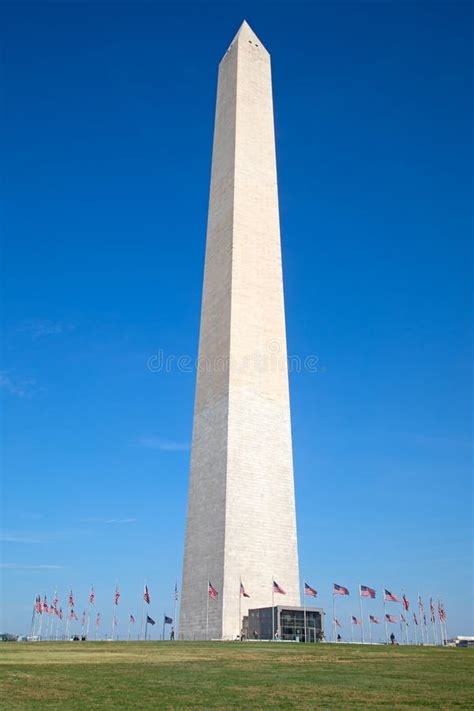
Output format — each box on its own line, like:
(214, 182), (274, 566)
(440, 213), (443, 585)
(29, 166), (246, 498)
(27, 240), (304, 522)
(0, 641), (472, 709)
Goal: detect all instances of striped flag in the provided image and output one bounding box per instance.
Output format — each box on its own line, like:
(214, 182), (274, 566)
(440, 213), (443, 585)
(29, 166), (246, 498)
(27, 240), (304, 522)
(114, 586), (120, 605)
(70, 609), (78, 621)
(333, 583), (349, 596)
(385, 614), (397, 623)
(144, 585), (151, 604)
(429, 598), (435, 623)
(43, 595), (48, 613)
(418, 595), (425, 613)
(360, 585), (376, 599)
(402, 594), (410, 611)
(130, 614), (135, 624)
(240, 582), (250, 598)
(413, 612), (419, 626)
(369, 615), (380, 624)
(304, 582), (317, 597)
(146, 615), (156, 626)
(273, 580), (286, 595)
(334, 618), (342, 628)
(351, 616), (361, 625)
(90, 587), (95, 605)
(401, 613), (407, 624)
(53, 592), (58, 608)
(174, 582), (179, 601)
(96, 613), (101, 626)
(68, 590), (74, 608)
(384, 589), (399, 602)
(35, 595), (42, 614)
(164, 615), (173, 625)
(208, 581), (218, 600)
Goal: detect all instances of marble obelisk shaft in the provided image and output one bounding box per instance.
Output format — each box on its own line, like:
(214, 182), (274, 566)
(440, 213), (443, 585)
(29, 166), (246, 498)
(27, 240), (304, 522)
(180, 21), (300, 641)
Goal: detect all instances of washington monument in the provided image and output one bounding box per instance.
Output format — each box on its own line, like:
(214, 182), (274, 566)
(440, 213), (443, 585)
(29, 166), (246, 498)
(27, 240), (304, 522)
(180, 21), (300, 640)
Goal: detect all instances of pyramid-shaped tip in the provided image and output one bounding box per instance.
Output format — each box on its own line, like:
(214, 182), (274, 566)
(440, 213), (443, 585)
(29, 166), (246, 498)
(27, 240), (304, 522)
(229, 19), (267, 51)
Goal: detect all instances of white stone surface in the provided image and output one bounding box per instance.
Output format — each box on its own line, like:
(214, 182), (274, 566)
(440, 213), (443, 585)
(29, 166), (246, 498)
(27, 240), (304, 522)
(180, 21), (300, 640)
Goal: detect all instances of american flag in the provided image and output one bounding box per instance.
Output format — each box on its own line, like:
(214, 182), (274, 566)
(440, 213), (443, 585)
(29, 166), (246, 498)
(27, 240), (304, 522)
(35, 595), (42, 614)
(401, 613), (407, 624)
(384, 589), (399, 602)
(334, 618), (342, 628)
(68, 590), (74, 608)
(114, 586), (120, 605)
(208, 581), (218, 600)
(174, 582), (179, 601)
(360, 585), (376, 599)
(90, 587), (95, 605)
(273, 580), (286, 595)
(240, 582), (250, 598)
(418, 595), (425, 612)
(146, 615), (155, 626)
(385, 614), (397, 623)
(413, 613), (418, 625)
(423, 613), (427, 626)
(43, 595), (48, 613)
(96, 613), (101, 626)
(70, 609), (77, 621)
(333, 583), (349, 596)
(144, 585), (150, 604)
(402, 594), (410, 611)
(53, 592), (58, 608)
(429, 598), (435, 623)
(351, 616), (361, 625)
(369, 615), (380, 624)
(439, 602), (446, 622)
(49, 604), (55, 614)
(130, 614), (135, 624)
(304, 582), (317, 597)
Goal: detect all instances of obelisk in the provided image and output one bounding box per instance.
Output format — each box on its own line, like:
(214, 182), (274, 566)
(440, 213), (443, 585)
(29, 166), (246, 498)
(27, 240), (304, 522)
(180, 21), (300, 640)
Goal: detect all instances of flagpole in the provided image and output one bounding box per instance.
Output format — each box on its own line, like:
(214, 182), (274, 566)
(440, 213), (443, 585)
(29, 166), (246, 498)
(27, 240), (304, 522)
(128, 617), (131, 641)
(271, 579), (275, 641)
(86, 587), (92, 640)
(174, 581), (178, 640)
(418, 593), (425, 644)
(383, 588), (388, 644)
(111, 584), (116, 642)
(162, 615), (165, 642)
(145, 616), (148, 641)
(414, 615), (418, 645)
(140, 580), (146, 641)
(429, 594), (435, 645)
(351, 617), (354, 643)
(206, 577), (209, 641)
(332, 592), (336, 642)
(359, 586), (364, 643)
(368, 614), (372, 644)
(38, 608), (44, 640)
(303, 579), (307, 643)
(29, 605), (36, 639)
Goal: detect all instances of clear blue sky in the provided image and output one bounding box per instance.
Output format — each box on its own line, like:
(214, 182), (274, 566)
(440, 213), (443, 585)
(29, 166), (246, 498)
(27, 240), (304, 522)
(1, 1), (472, 639)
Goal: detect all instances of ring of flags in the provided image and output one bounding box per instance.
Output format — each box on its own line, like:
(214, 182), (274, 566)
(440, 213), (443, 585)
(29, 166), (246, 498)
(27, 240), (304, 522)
(29, 579), (448, 645)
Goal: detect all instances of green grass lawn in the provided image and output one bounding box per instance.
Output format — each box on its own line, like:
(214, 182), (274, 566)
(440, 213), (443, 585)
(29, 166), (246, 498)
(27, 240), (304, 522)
(0, 642), (472, 709)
